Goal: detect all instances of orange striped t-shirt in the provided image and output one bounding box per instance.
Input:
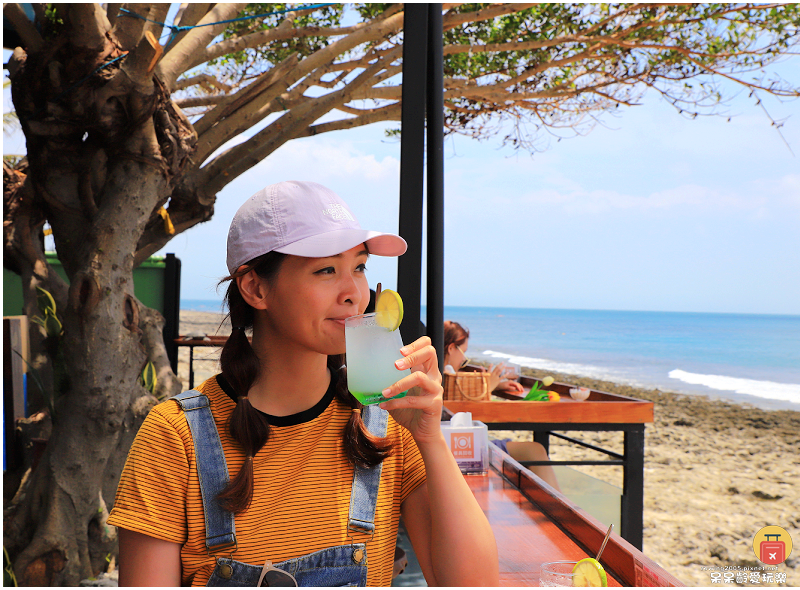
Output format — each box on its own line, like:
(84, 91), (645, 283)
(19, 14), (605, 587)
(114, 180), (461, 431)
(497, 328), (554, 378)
(107, 373), (427, 586)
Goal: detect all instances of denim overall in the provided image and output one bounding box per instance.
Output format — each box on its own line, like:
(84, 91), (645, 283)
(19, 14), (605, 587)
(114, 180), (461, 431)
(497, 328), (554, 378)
(171, 390), (387, 587)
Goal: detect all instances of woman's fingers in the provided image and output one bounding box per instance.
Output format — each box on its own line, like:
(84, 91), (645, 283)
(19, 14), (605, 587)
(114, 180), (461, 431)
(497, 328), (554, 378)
(395, 336), (437, 373)
(382, 368), (441, 398)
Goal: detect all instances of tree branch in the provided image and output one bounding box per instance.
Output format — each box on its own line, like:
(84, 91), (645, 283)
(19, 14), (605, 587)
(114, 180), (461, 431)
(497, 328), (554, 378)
(193, 52), (300, 164)
(443, 3), (538, 31)
(140, 4), (171, 49)
(3, 4), (44, 53)
(106, 3), (122, 28)
(68, 4), (112, 52)
(156, 3), (250, 91)
(199, 45), (404, 196)
(189, 22), (367, 72)
(296, 104), (402, 138)
(110, 3), (151, 52)
(174, 74), (232, 92)
(120, 30), (162, 88)
(164, 3), (212, 53)
(174, 96), (228, 109)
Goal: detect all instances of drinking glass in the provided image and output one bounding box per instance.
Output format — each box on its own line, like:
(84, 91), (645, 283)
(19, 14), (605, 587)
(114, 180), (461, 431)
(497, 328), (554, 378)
(345, 312), (410, 405)
(539, 561), (578, 587)
(504, 361), (521, 380)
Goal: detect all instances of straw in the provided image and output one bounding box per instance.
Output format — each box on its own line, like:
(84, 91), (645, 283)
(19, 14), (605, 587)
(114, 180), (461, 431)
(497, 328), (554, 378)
(596, 524), (614, 561)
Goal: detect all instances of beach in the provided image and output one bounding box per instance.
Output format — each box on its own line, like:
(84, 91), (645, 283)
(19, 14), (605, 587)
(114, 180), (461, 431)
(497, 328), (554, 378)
(177, 310), (799, 586)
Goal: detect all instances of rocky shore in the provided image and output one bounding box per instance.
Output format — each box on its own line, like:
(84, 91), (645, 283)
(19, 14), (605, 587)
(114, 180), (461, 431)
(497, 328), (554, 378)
(176, 311), (799, 587)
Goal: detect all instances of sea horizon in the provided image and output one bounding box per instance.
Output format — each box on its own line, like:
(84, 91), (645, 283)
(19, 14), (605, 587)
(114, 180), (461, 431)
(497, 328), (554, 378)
(180, 299), (800, 411)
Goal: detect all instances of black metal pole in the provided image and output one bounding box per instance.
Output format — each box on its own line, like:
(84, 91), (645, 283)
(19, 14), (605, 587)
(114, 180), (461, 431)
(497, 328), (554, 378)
(622, 428), (645, 550)
(164, 253), (181, 373)
(426, 4), (444, 372)
(397, 4), (428, 345)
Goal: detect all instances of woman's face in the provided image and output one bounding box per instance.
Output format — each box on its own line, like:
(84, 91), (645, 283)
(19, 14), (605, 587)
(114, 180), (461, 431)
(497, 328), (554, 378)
(446, 338), (469, 369)
(260, 244), (370, 355)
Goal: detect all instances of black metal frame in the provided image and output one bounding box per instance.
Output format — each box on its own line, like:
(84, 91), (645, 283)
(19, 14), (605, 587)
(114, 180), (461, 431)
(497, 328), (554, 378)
(397, 4), (444, 369)
(487, 421), (645, 550)
(163, 253), (181, 373)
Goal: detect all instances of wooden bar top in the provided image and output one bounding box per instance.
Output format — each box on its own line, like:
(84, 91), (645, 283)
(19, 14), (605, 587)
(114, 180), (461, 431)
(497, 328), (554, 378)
(465, 469), (623, 586)
(469, 446), (684, 587)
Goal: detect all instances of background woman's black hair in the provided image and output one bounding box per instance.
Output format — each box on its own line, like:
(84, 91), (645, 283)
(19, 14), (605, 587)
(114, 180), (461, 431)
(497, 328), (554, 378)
(216, 253), (392, 514)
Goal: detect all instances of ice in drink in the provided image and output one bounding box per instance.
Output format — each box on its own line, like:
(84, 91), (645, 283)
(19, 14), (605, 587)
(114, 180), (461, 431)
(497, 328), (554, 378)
(345, 313), (410, 405)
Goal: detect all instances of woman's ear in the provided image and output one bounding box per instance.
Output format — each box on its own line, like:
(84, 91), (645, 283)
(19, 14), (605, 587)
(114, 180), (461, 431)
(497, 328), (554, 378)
(236, 270), (269, 310)
(444, 343), (455, 361)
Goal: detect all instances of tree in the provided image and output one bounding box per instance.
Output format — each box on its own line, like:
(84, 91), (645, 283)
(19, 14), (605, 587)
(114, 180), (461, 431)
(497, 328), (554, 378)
(3, 2), (798, 585)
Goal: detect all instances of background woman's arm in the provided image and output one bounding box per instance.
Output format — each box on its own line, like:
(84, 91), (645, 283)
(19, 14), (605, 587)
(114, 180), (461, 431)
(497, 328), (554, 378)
(118, 528), (181, 587)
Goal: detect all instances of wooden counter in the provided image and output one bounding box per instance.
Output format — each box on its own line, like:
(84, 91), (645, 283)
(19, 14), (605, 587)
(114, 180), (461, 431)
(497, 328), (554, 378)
(472, 444), (683, 586)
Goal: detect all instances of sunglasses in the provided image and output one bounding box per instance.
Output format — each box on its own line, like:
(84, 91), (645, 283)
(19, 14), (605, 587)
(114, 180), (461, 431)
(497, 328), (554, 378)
(258, 560), (297, 587)
(455, 344), (470, 368)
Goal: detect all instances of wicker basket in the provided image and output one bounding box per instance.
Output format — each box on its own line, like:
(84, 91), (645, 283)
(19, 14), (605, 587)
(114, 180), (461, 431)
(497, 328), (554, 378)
(442, 371), (490, 401)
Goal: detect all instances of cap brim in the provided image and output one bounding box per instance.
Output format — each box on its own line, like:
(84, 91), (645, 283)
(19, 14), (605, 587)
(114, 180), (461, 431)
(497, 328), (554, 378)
(274, 228), (407, 258)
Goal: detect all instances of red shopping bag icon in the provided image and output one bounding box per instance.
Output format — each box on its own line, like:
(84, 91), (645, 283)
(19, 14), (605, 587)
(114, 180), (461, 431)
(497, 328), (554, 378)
(760, 534), (786, 565)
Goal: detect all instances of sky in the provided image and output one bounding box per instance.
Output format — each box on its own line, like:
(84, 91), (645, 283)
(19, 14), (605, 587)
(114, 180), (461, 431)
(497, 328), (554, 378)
(4, 48), (799, 317)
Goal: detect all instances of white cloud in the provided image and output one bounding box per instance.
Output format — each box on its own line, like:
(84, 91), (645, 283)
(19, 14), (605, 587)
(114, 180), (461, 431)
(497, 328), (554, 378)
(258, 137), (399, 183)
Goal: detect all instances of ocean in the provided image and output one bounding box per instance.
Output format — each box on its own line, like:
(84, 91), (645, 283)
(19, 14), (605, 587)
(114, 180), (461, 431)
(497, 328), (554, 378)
(181, 300), (800, 411)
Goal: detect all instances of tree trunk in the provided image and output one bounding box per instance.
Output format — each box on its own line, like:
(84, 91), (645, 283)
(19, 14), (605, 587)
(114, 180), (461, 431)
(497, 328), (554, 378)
(3, 18), (191, 583)
(3, 161), (185, 585)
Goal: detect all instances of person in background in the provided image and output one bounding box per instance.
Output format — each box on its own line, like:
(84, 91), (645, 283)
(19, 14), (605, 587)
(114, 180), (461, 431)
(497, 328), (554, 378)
(443, 320), (561, 492)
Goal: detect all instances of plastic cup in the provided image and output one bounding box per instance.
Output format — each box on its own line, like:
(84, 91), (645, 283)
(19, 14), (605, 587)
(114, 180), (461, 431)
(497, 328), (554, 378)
(539, 561), (579, 587)
(344, 312), (410, 405)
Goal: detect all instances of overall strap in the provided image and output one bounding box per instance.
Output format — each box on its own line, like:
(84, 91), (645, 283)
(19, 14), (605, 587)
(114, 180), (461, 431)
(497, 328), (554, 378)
(347, 405), (389, 536)
(171, 390), (237, 554)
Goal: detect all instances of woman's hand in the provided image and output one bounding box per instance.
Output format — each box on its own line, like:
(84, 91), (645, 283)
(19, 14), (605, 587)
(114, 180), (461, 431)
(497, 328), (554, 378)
(493, 380), (525, 395)
(379, 336), (443, 446)
(487, 362), (508, 392)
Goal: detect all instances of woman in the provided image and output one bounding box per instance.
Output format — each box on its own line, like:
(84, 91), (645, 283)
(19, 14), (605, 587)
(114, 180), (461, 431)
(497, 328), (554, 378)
(443, 320), (561, 492)
(109, 182), (499, 586)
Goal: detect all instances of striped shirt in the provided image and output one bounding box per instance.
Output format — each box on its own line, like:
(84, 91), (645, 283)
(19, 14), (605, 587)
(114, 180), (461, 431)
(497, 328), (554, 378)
(108, 372), (427, 586)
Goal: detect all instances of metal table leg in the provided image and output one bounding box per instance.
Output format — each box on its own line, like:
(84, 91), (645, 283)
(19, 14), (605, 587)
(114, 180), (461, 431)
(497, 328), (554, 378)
(622, 427), (645, 550)
(533, 430), (550, 453)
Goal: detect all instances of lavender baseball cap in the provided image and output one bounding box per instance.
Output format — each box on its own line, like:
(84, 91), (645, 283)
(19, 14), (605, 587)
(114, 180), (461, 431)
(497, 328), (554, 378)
(226, 181), (407, 273)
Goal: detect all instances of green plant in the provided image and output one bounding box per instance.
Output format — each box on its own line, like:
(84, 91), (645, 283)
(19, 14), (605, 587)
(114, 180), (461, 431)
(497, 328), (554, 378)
(4, 546), (17, 587)
(141, 361), (157, 394)
(524, 376), (554, 401)
(30, 287), (62, 338)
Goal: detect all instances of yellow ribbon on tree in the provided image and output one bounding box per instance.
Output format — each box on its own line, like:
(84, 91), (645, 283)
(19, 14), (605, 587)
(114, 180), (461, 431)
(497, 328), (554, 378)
(158, 206), (175, 235)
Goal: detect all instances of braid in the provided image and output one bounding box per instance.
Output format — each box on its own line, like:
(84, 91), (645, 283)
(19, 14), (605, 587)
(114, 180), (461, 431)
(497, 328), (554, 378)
(329, 355), (393, 468)
(216, 252), (285, 514)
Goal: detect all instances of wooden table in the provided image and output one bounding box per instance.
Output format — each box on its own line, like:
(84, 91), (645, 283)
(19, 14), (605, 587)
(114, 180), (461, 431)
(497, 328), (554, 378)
(445, 375), (654, 549)
(471, 444), (682, 586)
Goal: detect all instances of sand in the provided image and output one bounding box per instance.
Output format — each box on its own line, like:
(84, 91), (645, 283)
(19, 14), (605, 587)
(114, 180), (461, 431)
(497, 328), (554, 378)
(176, 311), (799, 586)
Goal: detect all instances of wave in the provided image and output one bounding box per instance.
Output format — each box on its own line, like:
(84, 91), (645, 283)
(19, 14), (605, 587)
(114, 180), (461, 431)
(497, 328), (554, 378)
(668, 370), (800, 404)
(480, 350), (634, 385)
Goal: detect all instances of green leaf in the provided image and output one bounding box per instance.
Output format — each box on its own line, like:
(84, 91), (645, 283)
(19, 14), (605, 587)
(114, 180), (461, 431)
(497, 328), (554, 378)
(43, 311), (63, 338)
(141, 362), (157, 394)
(36, 286), (56, 316)
(4, 546), (17, 587)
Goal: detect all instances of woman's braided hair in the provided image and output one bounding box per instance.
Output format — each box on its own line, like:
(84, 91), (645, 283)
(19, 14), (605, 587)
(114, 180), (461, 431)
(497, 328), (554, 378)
(216, 251), (392, 514)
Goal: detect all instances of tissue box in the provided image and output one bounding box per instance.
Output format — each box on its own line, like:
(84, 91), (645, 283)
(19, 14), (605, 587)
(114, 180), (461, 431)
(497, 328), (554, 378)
(441, 413), (489, 474)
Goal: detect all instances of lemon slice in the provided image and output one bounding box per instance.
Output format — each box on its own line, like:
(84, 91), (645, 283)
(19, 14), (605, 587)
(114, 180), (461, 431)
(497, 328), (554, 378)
(572, 558), (607, 587)
(375, 289), (403, 331)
